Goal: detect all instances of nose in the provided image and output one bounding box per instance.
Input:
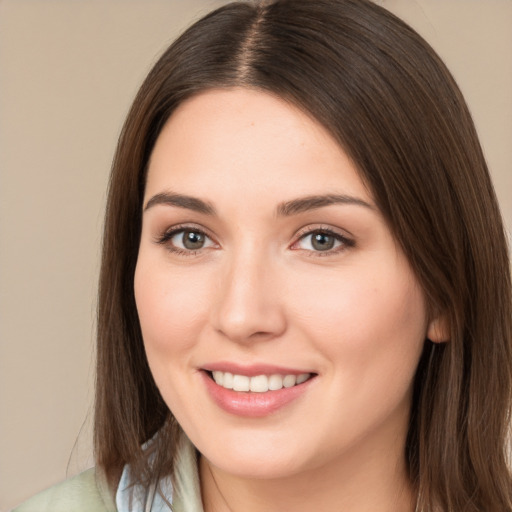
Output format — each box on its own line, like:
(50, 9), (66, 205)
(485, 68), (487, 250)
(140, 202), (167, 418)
(211, 248), (287, 344)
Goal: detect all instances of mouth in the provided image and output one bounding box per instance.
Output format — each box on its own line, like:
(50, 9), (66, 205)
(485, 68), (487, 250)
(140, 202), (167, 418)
(200, 367), (317, 417)
(207, 370), (313, 393)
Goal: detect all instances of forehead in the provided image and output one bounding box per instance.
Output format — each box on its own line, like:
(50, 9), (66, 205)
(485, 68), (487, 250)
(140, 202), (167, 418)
(145, 88), (371, 206)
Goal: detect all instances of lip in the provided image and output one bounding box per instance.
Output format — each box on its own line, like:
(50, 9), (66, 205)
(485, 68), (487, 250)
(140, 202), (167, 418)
(200, 369), (316, 418)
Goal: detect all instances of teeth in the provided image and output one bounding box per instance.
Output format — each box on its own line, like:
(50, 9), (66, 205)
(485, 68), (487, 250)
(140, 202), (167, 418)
(249, 375), (268, 393)
(283, 375), (296, 388)
(296, 373), (309, 384)
(223, 372), (234, 389)
(212, 371), (224, 386)
(233, 374), (250, 392)
(268, 374), (283, 390)
(211, 371), (311, 392)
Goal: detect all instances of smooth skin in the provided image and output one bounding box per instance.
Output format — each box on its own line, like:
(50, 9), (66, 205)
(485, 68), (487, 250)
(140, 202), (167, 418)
(134, 88), (447, 512)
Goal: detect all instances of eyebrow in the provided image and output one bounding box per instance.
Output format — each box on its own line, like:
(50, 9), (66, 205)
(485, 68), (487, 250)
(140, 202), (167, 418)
(276, 194), (375, 216)
(143, 191), (374, 216)
(144, 192), (216, 215)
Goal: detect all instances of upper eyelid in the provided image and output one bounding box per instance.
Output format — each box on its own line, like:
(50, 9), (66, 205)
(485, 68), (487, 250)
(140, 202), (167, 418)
(154, 223), (216, 246)
(294, 224), (354, 241)
(160, 223), (213, 237)
(291, 225), (356, 252)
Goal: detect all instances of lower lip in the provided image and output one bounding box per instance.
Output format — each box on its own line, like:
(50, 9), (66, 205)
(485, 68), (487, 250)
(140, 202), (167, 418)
(201, 371), (315, 417)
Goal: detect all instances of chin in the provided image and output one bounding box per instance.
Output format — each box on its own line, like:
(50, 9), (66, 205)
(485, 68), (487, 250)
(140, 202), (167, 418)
(206, 451), (310, 480)
(193, 426), (321, 480)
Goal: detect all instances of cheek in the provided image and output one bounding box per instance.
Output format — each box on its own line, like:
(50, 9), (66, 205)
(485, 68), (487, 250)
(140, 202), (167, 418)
(134, 258), (211, 356)
(287, 261), (427, 374)
(134, 257), (215, 421)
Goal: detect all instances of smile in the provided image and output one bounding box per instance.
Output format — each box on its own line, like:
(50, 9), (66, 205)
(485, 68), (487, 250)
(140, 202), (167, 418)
(201, 368), (317, 417)
(211, 371), (311, 392)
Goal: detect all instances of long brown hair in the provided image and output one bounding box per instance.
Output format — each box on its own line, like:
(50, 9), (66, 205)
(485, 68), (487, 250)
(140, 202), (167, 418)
(95, 0), (512, 509)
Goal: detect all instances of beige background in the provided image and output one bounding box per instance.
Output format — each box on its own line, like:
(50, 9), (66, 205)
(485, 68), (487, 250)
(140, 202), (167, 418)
(0, 1), (511, 510)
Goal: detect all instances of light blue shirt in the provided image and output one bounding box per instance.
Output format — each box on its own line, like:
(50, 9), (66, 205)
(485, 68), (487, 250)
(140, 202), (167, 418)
(116, 433), (203, 512)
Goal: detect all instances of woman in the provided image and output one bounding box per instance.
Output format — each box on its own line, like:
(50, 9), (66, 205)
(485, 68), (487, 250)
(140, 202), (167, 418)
(15, 0), (512, 510)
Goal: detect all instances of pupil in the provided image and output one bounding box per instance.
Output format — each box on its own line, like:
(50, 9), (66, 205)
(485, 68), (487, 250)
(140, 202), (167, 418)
(312, 232), (334, 251)
(183, 231), (205, 250)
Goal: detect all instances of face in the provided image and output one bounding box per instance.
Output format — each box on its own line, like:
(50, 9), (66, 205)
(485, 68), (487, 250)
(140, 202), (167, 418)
(134, 88), (431, 480)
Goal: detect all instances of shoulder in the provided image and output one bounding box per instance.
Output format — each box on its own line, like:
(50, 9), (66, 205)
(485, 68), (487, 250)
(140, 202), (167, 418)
(13, 467), (117, 512)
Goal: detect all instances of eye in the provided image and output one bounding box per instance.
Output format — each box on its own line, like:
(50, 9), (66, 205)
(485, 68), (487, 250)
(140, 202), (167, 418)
(156, 226), (216, 254)
(173, 230), (210, 250)
(293, 228), (354, 254)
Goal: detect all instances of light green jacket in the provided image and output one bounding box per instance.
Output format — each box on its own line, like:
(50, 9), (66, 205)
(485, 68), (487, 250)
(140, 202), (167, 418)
(13, 467), (116, 512)
(13, 434), (203, 512)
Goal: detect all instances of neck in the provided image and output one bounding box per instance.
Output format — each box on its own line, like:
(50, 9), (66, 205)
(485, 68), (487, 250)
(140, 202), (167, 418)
(199, 431), (416, 512)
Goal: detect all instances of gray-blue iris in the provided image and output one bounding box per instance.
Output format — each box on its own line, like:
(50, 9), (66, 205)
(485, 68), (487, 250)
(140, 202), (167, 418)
(183, 231), (205, 250)
(312, 232), (335, 251)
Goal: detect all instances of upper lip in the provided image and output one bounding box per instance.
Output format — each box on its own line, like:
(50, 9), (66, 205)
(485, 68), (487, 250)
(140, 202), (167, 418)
(201, 362), (315, 377)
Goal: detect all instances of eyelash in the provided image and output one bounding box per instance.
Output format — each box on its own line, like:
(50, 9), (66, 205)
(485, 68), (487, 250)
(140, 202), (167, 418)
(292, 226), (355, 257)
(154, 224), (355, 257)
(155, 224), (215, 257)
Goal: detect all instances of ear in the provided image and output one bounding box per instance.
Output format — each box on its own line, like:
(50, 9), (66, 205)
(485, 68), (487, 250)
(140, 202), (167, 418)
(427, 314), (450, 343)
